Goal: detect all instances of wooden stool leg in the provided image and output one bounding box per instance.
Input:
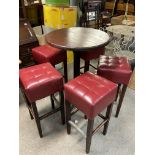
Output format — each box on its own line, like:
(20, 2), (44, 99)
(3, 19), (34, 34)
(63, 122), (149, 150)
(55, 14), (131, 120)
(65, 100), (71, 134)
(115, 84), (127, 117)
(115, 84), (121, 101)
(31, 102), (43, 138)
(63, 60), (68, 82)
(50, 95), (55, 109)
(84, 115), (87, 119)
(60, 91), (65, 124)
(86, 119), (94, 154)
(28, 105), (34, 120)
(21, 88), (34, 120)
(84, 60), (90, 72)
(103, 103), (113, 135)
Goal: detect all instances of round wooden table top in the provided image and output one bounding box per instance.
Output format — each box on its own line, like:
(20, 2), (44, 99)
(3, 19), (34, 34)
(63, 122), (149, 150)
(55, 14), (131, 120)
(46, 27), (110, 51)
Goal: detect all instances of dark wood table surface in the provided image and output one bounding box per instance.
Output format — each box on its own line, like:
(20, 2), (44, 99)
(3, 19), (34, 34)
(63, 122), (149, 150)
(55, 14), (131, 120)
(46, 27), (110, 77)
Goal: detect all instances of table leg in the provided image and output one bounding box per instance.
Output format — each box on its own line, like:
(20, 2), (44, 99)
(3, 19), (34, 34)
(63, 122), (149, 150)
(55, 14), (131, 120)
(73, 51), (80, 78)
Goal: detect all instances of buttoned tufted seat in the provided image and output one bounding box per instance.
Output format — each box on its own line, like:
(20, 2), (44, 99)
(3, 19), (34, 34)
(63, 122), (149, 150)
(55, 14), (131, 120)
(80, 47), (105, 72)
(19, 63), (65, 138)
(32, 45), (68, 82)
(64, 72), (117, 153)
(97, 56), (132, 117)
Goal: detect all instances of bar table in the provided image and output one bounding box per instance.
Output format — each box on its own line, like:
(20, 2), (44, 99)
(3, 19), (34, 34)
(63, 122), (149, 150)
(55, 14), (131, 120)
(46, 27), (110, 77)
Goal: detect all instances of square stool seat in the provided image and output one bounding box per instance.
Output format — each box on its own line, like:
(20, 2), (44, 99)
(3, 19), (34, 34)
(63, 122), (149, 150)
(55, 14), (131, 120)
(64, 72), (117, 119)
(19, 62), (63, 103)
(32, 45), (67, 65)
(97, 56), (132, 85)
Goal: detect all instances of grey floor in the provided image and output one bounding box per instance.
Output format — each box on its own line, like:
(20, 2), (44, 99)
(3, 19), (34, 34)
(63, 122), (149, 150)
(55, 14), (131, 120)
(19, 59), (135, 155)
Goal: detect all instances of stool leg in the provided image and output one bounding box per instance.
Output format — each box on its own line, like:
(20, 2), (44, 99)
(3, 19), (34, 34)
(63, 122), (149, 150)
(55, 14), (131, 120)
(21, 88), (34, 120)
(84, 115), (87, 119)
(115, 84), (127, 117)
(60, 91), (65, 124)
(115, 84), (121, 101)
(31, 103), (43, 138)
(63, 60), (68, 82)
(65, 100), (71, 134)
(50, 95), (55, 110)
(84, 60), (90, 72)
(103, 103), (113, 135)
(86, 119), (94, 154)
(27, 101), (34, 120)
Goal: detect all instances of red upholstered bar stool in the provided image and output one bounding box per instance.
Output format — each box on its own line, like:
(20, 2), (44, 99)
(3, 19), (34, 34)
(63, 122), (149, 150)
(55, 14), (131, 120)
(64, 72), (117, 153)
(32, 45), (68, 82)
(19, 63), (65, 138)
(97, 56), (132, 117)
(80, 47), (105, 72)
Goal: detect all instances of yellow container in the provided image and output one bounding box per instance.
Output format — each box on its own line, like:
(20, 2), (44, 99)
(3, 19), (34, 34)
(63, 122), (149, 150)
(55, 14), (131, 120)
(50, 7), (62, 29)
(43, 5), (77, 29)
(43, 5), (61, 28)
(63, 7), (77, 28)
(67, 50), (74, 64)
(43, 5), (77, 63)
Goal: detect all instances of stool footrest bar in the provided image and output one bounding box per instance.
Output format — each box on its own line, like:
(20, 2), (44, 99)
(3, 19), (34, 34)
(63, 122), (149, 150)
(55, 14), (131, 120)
(98, 113), (106, 120)
(68, 120), (86, 138)
(40, 106), (62, 120)
(89, 64), (97, 70)
(71, 107), (79, 116)
(92, 119), (108, 135)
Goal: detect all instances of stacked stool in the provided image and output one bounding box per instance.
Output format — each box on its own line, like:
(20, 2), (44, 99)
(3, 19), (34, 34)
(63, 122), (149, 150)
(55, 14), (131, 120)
(32, 45), (68, 82)
(64, 72), (118, 153)
(97, 56), (132, 117)
(80, 47), (105, 72)
(19, 63), (65, 138)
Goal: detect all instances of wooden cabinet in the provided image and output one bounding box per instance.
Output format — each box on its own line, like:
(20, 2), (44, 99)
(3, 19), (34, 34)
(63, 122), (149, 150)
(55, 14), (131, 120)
(19, 0), (44, 27)
(19, 19), (39, 67)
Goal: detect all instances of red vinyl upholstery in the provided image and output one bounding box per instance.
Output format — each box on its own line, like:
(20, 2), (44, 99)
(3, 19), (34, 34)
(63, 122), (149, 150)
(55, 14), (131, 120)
(80, 47), (105, 61)
(19, 63), (63, 103)
(97, 56), (132, 85)
(32, 45), (67, 65)
(64, 72), (117, 119)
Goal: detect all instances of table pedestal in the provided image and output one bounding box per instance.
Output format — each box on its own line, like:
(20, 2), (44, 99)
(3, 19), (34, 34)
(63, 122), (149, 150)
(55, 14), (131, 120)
(73, 51), (80, 78)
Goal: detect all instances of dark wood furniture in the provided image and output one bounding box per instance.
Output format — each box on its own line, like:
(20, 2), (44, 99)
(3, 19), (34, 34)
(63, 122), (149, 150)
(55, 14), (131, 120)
(46, 27), (110, 77)
(19, 63), (65, 138)
(97, 56), (132, 117)
(19, 0), (44, 33)
(32, 45), (68, 82)
(64, 72), (117, 153)
(19, 18), (39, 67)
(19, 0), (26, 18)
(80, 0), (106, 28)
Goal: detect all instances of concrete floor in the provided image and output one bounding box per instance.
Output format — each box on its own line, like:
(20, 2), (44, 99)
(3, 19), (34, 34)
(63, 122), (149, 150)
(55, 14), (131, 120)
(19, 59), (135, 155)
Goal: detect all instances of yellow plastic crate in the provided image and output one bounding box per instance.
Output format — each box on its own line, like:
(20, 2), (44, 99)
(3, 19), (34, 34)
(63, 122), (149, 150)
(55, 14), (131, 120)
(43, 5), (77, 63)
(44, 5), (77, 29)
(44, 5), (61, 28)
(63, 7), (77, 28)
(67, 50), (73, 64)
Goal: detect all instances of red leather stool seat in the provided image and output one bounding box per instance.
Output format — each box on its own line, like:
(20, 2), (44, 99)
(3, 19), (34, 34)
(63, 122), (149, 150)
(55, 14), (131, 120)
(80, 47), (104, 61)
(97, 56), (132, 85)
(19, 63), (63, 103)
(64, 72), (117, 119)
(32, 45), (67, 65)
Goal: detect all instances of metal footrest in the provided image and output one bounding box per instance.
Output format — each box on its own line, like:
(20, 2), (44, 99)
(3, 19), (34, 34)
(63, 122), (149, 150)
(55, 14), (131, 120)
(69, 120), (86, 138)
